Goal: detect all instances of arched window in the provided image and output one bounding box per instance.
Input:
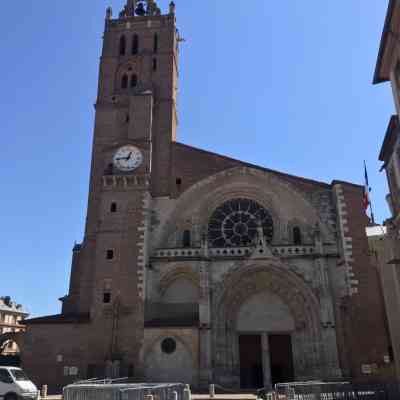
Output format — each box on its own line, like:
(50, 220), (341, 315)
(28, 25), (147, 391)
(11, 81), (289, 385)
(183, 230), (191, 248)
(119, 36), (126, 56)
(153, 33), (158, 53)
(132, 34), (139, 55)
(293, 227), (302, 245)
(130, 74), (138, 88)
(110, 202), (117, 213)
(121, 74), (128, 89)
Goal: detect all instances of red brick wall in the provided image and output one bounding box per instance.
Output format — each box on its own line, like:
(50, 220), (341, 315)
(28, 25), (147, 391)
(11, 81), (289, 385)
(337, 182), (395, 382)
(171, 142), (330, 198)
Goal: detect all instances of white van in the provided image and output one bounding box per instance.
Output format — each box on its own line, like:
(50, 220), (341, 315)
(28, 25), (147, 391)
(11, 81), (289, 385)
(0, 367), (39, 400)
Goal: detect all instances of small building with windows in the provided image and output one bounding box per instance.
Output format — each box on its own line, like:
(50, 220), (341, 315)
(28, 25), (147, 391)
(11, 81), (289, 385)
(21, 0), (396, 392)
(0, 297), (28, 356)
(373, 0), (400, 381)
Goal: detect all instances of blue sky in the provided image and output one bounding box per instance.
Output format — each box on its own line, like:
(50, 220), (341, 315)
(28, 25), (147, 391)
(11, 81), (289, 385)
(0, 1), (393, 316)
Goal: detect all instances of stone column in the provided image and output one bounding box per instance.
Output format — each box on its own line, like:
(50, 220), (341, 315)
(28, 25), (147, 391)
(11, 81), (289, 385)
(313, 225), (341, 378)
(199, 261), (212, 387)
(262, 333), (272, 389)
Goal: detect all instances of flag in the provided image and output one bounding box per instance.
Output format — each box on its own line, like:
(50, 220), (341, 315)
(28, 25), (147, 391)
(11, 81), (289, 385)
(363, 161), (370, 213)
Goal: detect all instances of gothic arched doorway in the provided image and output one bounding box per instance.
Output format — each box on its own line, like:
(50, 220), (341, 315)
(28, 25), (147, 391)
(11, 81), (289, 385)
(213, 262), (326, 388)
(236, 290), (295, 387)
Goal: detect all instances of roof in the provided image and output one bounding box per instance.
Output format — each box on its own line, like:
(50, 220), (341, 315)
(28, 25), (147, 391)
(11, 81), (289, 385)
(174, 142), (363, 190)
(0, 297), (28, 316)
(24, 313), (90, 325)
(374, 0), (396, 84)
(174, 142), (333, 188)
(379, 115), (399, 162)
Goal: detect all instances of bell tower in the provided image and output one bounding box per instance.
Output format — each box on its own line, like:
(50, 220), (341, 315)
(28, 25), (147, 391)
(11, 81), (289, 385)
(61, 0), (179, 376)
(97, 0), (179, 196)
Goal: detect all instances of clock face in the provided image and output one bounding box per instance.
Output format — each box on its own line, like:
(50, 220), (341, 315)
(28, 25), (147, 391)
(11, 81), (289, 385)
(113, 145), (143, 172)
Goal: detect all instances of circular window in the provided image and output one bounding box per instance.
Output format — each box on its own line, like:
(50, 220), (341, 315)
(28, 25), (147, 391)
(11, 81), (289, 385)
(161, 338), (176, 354)
(208, 198), (274, 247)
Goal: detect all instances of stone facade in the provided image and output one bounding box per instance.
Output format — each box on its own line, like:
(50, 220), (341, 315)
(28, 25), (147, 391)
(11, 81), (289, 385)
(367, 226), (400, 379)
(374, 0), (400, 381)
(20, 0), (396, 392)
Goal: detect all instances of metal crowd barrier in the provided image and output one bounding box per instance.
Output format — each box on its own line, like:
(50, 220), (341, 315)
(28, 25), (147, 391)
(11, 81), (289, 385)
(271, 381), (400, 400)
(63, 382), (186, 400)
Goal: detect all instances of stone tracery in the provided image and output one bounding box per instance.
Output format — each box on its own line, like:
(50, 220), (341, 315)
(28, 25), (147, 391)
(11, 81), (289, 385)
(211, 261), (326, 384)
(208, 198), (274, 247)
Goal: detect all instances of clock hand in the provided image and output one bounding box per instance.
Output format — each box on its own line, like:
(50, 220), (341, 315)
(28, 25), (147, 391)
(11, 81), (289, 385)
(127, 152), (133, 160)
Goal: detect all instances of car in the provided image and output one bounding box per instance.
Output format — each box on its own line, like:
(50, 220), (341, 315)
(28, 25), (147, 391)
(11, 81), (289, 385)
(0, 366), (39, 400)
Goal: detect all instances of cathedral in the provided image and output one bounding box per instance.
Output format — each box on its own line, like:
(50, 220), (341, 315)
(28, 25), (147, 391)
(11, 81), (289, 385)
(19, 0), (396, 391)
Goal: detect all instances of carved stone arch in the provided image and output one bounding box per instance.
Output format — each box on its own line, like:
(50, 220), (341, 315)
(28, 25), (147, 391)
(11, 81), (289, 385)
(287, 218), (312, 244)
(216, 261), (321, 332)
(158, 266), (200, 297)
(212, 260), (325, 383)
(155, 167), (332, 250)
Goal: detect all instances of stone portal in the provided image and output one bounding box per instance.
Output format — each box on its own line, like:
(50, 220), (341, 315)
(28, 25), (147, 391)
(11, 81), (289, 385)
(269, 334), (294, 385)
(239, 334), (263, 388)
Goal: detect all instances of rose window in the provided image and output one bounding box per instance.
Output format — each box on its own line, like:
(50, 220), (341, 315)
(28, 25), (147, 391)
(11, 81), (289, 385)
(208, 198), (273, 247)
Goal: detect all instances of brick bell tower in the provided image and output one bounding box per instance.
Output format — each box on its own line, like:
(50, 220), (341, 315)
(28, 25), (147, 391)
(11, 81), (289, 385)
(61, 0), (179, 377)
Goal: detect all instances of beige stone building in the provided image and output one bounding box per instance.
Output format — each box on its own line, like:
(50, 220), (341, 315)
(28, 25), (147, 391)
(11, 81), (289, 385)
(15, 0), (396, 392)
(0, 297), (28, 356)
(367, 227), (400, 379)
(373, 0), (400, 381)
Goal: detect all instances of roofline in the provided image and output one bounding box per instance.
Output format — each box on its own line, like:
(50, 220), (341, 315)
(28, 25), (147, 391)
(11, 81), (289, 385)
(379, 115), (398, 161)
(373, 0), (396, 85)
(0, 309), (29, 316)
(331, 180), (363, 190)
(24, 313), (90, 325)
(174, 142), (332, 188)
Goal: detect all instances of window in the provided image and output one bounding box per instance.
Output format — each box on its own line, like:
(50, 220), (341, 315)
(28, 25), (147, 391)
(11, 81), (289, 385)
(103, 292), (111, 304)
(161, 338), (176, 354)
(121, 74), (128, 89)
(106, 250), (114, 260)
(208, 198), (274, 247)
(119, 36), (126, 56)
(130, 74), (138, 88)
(293, 227), (302, 245)
(152, 58), (157, 71)
(183, 230), (191, 248)
(0, 369), (13, 384)
(110, 203), (117, 213)
(9, 369), (29, 382)
(132, 34), (139, 55)
(153, 33), (158, 53)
